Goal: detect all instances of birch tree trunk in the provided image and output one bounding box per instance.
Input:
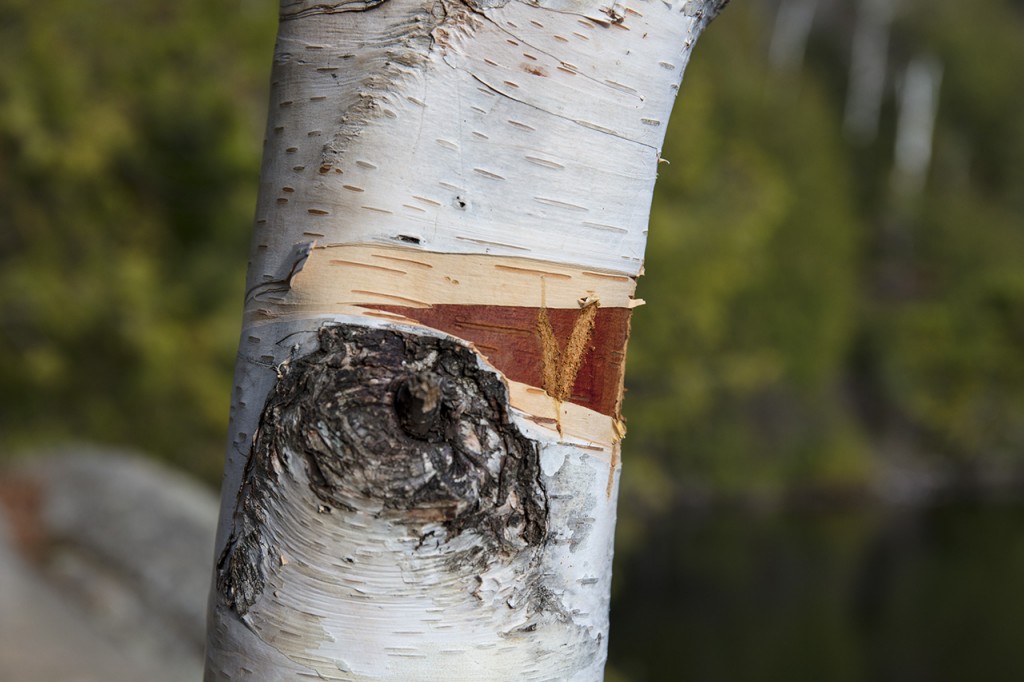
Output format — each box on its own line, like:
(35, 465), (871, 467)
(206, 0), (725, 679)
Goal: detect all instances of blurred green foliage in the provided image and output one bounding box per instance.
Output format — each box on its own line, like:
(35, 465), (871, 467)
(0, 0), (277, 480)
(623, 0), (1024, 511)
(0, 0), (1021, 498)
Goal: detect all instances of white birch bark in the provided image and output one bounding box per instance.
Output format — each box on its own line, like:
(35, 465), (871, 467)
(206, 0), (725, 679)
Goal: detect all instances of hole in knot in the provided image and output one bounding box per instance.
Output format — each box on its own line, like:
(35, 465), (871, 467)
(394, 372), (444, 440)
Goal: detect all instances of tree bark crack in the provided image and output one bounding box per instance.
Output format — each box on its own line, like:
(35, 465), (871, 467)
(467, 73), (656, 150)
(465, 8), (647, 105)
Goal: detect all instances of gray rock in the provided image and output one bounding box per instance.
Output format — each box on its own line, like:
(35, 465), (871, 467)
(0, 447), (220, 682)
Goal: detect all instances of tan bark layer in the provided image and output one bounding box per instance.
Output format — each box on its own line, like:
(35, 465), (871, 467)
(247, 243), (641, 312)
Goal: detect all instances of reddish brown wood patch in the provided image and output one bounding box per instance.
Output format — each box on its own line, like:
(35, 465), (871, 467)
(369, 304), (632, 417)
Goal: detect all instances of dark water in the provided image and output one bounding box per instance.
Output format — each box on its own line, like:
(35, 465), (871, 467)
(607, 501), (1024, 682)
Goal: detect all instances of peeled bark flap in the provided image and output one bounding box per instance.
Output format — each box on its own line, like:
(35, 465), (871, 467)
(217, 324), (547, 616)
(279, 0), (390, 20)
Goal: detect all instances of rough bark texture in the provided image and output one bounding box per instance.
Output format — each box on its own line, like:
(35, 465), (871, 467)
(207, 323), (614, 681)
(206, 0), (724, 678)
(217, 325), (548, 617)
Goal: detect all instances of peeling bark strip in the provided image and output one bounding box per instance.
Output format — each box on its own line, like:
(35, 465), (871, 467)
(538, 300), (599, 403)
(217, 324), (547, 617)
(280, 0), (391, 21)
(246, 244), (641, 312)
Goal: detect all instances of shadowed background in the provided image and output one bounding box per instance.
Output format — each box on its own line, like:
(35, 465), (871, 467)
(1, 0), (1023, 680)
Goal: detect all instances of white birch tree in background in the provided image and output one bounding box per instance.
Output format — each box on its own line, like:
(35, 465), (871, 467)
(205, 0), (726, 678)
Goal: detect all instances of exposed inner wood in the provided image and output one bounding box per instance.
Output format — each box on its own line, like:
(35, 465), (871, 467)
(370, 303), (631, 418)
(505, 380), (620, 449)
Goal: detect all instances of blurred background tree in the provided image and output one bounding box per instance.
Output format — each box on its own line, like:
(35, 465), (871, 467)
(1, 0), (1022, 504)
